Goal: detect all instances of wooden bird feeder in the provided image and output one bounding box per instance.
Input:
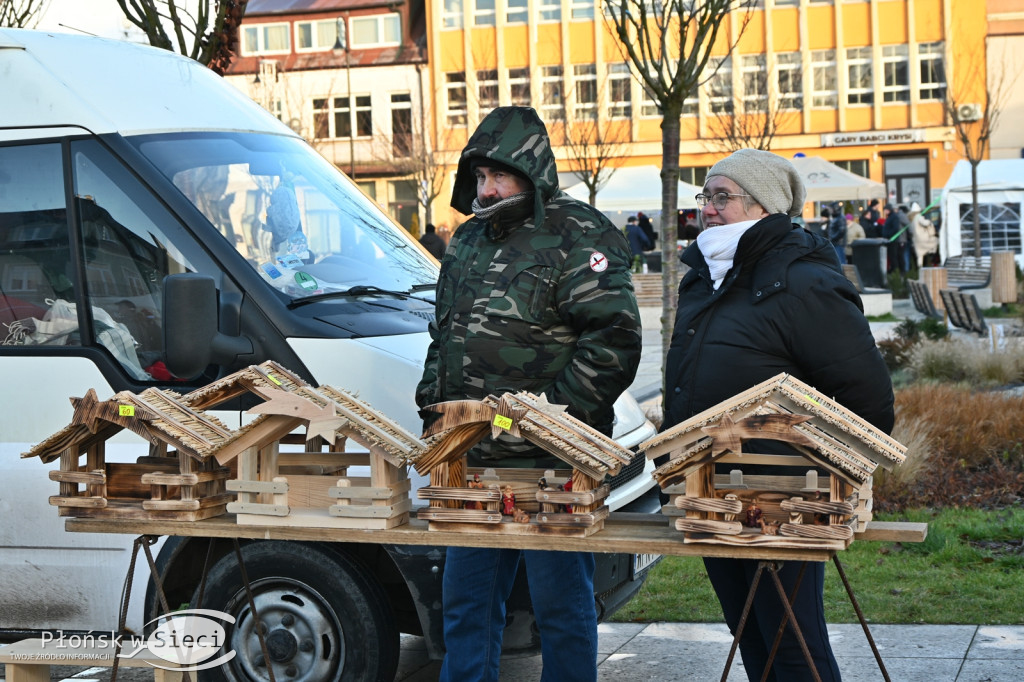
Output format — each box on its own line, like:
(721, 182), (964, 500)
(408, 392), (632, 537)
(639, 373), (907, 550)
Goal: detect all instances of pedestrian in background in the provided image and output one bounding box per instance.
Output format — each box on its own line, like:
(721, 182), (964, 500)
(418, 222), (446, 260)
(637, 210), (657, 248)
(859, 199), (881, 239)
(665, 148), (894, 682)
(625, 215), (653, 273)
(826, 203), (848, 265)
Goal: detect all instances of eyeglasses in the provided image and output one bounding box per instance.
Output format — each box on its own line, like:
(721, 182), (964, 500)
(695, 192), (752, 211)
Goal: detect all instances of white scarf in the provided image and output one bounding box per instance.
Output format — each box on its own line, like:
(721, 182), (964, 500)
(696, 219), (760, 290)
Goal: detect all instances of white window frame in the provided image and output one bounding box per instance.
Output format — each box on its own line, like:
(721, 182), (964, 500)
(608, 63), (632, 118)
(846, 46), (873, 105)
(474, 0), (496, 26)
(350, 13), (401, 48)
(777, 52), (803, 110)
(541, 65), (565, 120)
(506, 0), (528, 23)
(574, 63), (598, 120)
(477, 69), (500, 112)
(707, 56), (733, 114)
(445, 73), (468, 127)
(295, 19), (339, 52)
(443, 0), (464, 29)
(811, 49), (837, 108)
(741, 54), (767, 113)
(571, 0), (595, 20)
(537, 0), (561, 22)
(241, 22), (291, 56)
(881, 44), (910, 103)
(919, 41), (946, 101)
(508, 67), (531, 107)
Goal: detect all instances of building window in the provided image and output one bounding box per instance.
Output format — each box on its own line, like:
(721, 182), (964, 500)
(777, 52), (803, 110)
(608, 63), (632, 118)
(296, 19), (339, 51)
(741, 54), (767, 113)
(679, 166), (709, 187)
(574, 64), (598, 120)
(919, 42), (946, 101)
(811, 49), (837, 108)
(446, 73), (467, 126)
(846, 46), (873, 105)
(351, 13), (401, 47)
(541, 65), (564, 120)
(242, 23), (290, 55)
(707, 57), (733, 114)
(509, 67), (531, 106)
(538, 0), (561, 22)
(507, 0), (528, 22)
(834, 159), (869, 178)
(571, 0), (595, 20)
(474, 0), (496, 26)
(314, 95), (371, 139)
(477, 69), (499, 112)
(356, 181), (377, 200)
(391, 93), (413, 158)
(959, 203), (1022, 255)
(443, 0), (464, 29)
(881, 44), (910, 103)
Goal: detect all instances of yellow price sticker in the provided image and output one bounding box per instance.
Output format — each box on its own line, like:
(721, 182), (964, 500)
(267, 374), (282, 385)
(118, 405), (135, 417)
(803, 394), (820, 405)
(492, 415), (513, 431)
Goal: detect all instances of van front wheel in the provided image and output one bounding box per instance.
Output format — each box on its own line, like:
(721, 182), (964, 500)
(194, 541), (398, 682)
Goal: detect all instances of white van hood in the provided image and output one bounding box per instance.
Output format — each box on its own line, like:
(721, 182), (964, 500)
(0, 28), (292, 138)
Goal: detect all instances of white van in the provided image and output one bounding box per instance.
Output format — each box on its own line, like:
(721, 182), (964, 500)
(0, 29), (658, 681)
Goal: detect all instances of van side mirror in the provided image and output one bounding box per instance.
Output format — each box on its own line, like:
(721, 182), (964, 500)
(163, 273), (253, 379)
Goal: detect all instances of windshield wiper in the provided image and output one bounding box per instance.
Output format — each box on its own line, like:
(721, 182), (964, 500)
(287, 284), (434, 309)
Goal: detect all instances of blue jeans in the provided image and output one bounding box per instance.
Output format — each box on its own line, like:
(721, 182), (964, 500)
(704, 557), (841, 682)
(439, 547), (598, 682)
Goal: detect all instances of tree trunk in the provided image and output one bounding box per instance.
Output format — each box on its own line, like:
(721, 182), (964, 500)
(659, 108), (682, 398)
(970, 161), (982, 257)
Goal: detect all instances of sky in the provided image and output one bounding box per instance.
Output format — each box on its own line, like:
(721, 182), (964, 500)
(35, 0), (139, 39)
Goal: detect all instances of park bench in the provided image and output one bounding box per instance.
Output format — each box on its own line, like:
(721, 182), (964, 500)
(841, 264), (892, 316)
(907, 279), (942, 319)
(943, 255), (991, 290)
(939, 288), (988, 335)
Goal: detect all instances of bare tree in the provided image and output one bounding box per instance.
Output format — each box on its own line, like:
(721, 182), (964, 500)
(704, 57), (789, 153)
(945, 50), (1016, 257)
(116, 0), (248, 73)
(0, 0), (47, 27)
(605, 0), (756, 377)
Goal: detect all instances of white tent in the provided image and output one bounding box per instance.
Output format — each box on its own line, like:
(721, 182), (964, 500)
(940, 159), (1024, 266)
(563, 165), (701, 213)
(790, 156), (887, 202)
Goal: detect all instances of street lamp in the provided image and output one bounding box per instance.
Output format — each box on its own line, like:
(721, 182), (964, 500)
(332, 17), (355, 178)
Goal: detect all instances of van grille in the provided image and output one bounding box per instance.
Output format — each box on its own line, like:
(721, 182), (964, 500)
(410, 310), (435, 321)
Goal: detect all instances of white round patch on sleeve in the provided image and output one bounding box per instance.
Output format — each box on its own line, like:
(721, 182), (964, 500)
(589, 252), (609, 272)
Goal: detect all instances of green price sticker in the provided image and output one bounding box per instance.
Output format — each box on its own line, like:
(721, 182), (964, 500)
(118, 405), (135, 417)
(267, 373), (282, 385)
(492, 415), (513, 431)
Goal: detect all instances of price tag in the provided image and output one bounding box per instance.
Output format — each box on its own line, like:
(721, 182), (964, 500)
(118, 405), (135, 417)
(267, 373), (282, 385)
(492, 415), (513, 431)
(803, 394), (820, 405)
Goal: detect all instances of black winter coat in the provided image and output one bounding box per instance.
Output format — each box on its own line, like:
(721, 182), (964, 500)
(663, 214), (894, 439)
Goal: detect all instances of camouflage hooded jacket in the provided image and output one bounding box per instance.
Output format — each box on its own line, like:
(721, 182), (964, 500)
(415, 106), (642, 465)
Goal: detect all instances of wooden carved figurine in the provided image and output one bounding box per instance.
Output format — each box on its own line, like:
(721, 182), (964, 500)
(512, 507), (530, 524)
(723, 493), (739, 521)
(560, 477), (574, 513)
(744, 498), (763, 528)
(466, 473), (485, 510)
(759, 518), (781, 535)
(811, 491), (829, 525)
(788, 496), (804, 525)
(501, 485), (516, 516)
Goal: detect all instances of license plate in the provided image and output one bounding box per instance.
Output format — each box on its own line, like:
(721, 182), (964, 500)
(631, 553), (661, 578)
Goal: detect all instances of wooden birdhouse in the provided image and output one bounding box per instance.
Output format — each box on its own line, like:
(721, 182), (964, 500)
(407, 392), (632, 537)
(639, 373), (906, 550)
(23, 386), (238, 522)
(163, 361), (422, 529)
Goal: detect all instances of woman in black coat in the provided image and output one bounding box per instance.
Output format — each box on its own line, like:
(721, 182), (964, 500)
(665, 149), (894, 682)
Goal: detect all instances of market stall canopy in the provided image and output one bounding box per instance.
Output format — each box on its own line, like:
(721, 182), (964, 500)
(562, 165), (701, 212)
(790, 156), (887, 202)
(940, 159), (1024, 266)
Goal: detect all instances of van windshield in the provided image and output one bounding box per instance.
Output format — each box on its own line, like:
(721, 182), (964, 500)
(131, 132), (438, 301)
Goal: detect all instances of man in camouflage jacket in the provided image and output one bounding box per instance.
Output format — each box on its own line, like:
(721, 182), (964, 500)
(416, 106), (641, 682)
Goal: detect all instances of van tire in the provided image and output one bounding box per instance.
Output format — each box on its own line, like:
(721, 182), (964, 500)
(193, 541), (399, 682)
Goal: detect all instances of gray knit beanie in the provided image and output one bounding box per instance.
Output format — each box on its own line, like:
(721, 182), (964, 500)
(706, 149), (807, 217)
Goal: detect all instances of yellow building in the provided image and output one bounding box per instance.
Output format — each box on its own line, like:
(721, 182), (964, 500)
(426, 0), (988, 227)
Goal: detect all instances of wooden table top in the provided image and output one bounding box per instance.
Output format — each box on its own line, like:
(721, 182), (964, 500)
(65, 512), (927, 562)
